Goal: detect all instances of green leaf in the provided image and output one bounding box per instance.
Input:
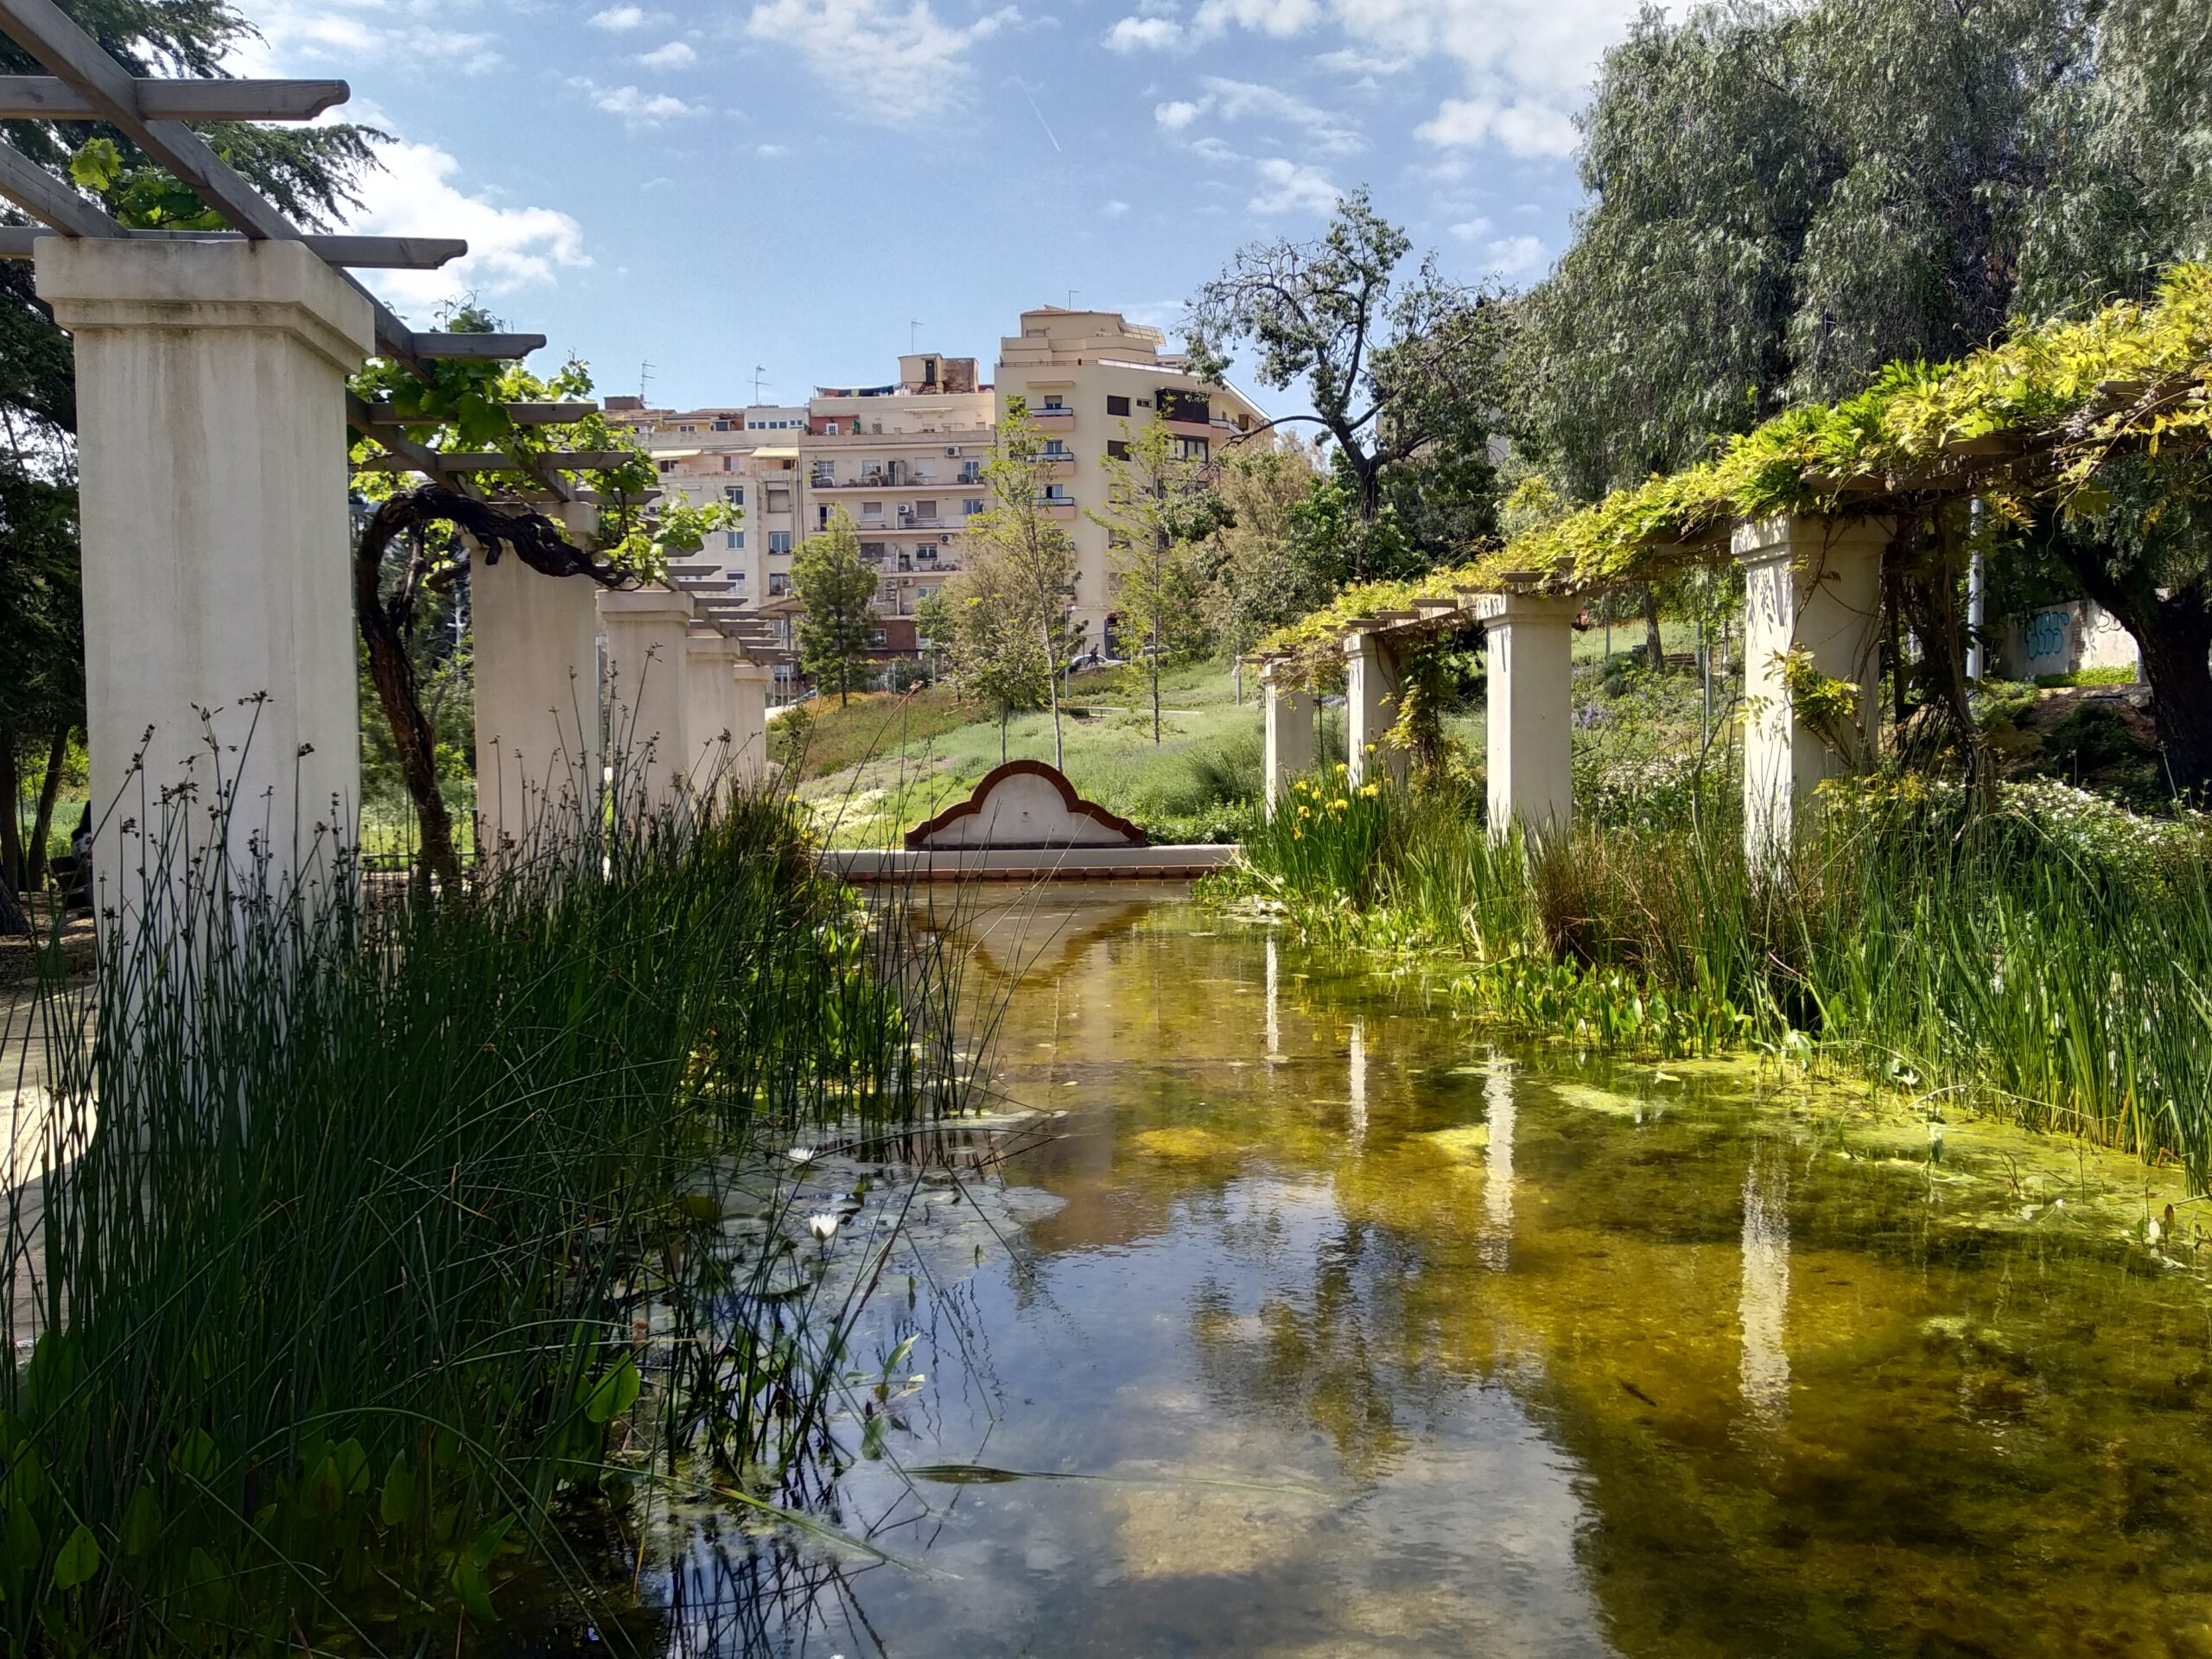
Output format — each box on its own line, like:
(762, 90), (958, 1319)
(378, 1454), (418, 1528)
(582, 1356), (640, 1426)
(334, 1437), (371, 1497)
(169, 1427), (219, 1484)
(67, 137), (121, 194)
(449, 1556), (497, 1624)
(52, 1523), (99, 1591)
(119, 1487), (162, 1557)
(2, 1503), (42, 1572)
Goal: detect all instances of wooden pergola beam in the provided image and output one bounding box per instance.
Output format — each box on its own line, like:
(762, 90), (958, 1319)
(0, 226), (466, 268)
(0, 74), (348, 121)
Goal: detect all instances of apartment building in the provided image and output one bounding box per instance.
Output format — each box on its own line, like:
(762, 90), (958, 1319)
(995, 308), (1264, 655)
(800, 352), (995, 656)
(597, 315), (1263, 680)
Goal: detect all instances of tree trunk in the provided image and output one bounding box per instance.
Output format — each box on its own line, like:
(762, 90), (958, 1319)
(0, 726), (22, 898)
(359, 606), (464, 893)
(1151, 618), (1162, 746)
(1042, 618), (1064, 772)
(2135, 613), (2212, 796)
(25, 728), (67, 889)
(2055, 543), (2212, 797)
(1643, 597), (1665, 673)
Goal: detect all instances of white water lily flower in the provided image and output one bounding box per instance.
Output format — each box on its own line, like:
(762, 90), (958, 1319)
(785, 1147), (818, 1165)
(807, 1212), (841, 1242)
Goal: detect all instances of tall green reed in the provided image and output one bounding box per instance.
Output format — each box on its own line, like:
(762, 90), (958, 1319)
(0, 723), (974, 1654)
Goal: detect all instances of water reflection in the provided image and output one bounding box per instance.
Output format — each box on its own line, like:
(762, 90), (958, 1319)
(565, 893), (2212, 1658)
(1737, 1141), (1790, 1432)
(1482, 1058), (1516, 1273)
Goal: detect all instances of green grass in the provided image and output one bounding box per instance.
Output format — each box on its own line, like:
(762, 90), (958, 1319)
(781, 659), (1268, 846)
(1, 751), (972, 1650)
(2033, 664), (2139, 688)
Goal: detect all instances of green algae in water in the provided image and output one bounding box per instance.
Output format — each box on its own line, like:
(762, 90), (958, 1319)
(543, 896), (2212, 1658)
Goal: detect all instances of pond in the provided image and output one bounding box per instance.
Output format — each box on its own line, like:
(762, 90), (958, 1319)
(611, 893), (2212, 1656)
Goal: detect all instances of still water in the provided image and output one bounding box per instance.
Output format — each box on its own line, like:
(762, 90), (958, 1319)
(646, 893), (2212, 1657)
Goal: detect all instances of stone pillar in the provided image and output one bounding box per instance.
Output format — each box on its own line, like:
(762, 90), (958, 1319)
(730, 660), (772, 791)
(1474, 591), (1578, 842)
(1261, 659), (1315, 817)
(1736, 514), (1890, 865)
(472, 546), (602, 857)
(683, 624), (741, 804)
(35, 238), (371, 934)
(1344, 627), (1407, 790)
(596, 587), (695, 817)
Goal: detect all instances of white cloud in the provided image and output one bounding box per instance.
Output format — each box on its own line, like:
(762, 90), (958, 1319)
(1481, 233), (1548, 279)
(1315, 46), (1408, 74)
(577, 79), (707, 124)
(1104, 15), (1181, 50)
(588, 4), (647, 27)
(757, 143), (789, 157)
(345, 139), (588, 314)
(1248, 156), (1338, 215)
(741, 0), (1017, 120)
(1154, 75), (1362, 155)
(1102, 198), (1132, 217)
(1193, 0), (1318, 36)
(1446, 215), (1492, 242)
(1415, 96), (1577, 158)
(635, 39), (696, 66)
(228, 0), (500, 74)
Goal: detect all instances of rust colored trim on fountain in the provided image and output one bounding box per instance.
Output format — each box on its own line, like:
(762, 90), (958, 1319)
(902, 760), (1148, 851)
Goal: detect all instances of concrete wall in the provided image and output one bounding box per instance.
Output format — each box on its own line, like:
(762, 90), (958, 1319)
(1996, 600), (2141, 682)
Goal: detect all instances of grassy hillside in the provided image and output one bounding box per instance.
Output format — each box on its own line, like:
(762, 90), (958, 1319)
(773, 661), (1269, 847)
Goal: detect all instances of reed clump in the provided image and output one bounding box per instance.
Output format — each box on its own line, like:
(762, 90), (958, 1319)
(0, 759), (969, 1653)
(1217, 774), (2212, 1185)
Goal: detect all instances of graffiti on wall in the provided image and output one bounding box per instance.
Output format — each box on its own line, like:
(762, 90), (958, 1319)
(2023, 607), (2072, 671)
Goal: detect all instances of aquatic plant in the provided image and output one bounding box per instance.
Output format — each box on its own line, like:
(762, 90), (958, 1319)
(1216, 774), (2212, 1185)
(0, 747), (970, 1651)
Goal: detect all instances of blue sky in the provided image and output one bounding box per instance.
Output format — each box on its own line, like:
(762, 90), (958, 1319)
(235, 0), (1647, 414)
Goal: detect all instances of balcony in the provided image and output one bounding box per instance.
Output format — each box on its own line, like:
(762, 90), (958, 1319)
(1031, 407), (1075, 430)
(1037, 495), (1077, 520)
(1039, 456), (1075, 479)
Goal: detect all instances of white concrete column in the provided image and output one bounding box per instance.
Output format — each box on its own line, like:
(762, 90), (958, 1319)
(730, 660), (772, 791)
(35, 238), (371, 932)
(472, 546), (602, 857)
(683, 624), (741, 804)
(1736, 514), (1891, 865)
(597, 587), (695, 817)
(1474, 591), (1578, 842)
(1261, 659), (1315, 817)
(1344, 627), (1407, 790)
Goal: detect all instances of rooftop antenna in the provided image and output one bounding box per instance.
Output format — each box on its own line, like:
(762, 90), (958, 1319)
(1067, 289), (1078, 309)
(753, 365), (769, 404)
(910, 318), (922, 352)
(639, 359), (653, 403)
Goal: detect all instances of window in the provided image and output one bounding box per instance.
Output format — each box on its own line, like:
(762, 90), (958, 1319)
(657, 460), (676, 474)
(767, 531), (791, 555)
(861, 542), (887, 560)
(723, 485), (744, 504)
(959, 461), (982, 483)
(915, 499), (938, 520)
(677, 423), (696, 434)
(963, 498), (985, 518)
(1174, 435), (1210, 462)
(1043, 440), (1070, 458)
(870, 628), (888, 648)
(1158, 388), (1211, 423)
(1106, 439), (1130, 461)
(1040, 396), (1067, 412)
(766, 487), (791, 512)
(712, 420), (731, 431)
(726, 531), (743, 550)
(769, 574), (789, 596)
(861, 500), (884, 519)
(917, 585), (936, 602)
(1106, 394), (1130, 417)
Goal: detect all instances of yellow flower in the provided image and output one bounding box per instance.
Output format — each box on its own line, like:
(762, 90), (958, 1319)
(1359, 783), (1380, 798)
(1292, 825), (1303, 840)
(1329, 798), (1349, 811)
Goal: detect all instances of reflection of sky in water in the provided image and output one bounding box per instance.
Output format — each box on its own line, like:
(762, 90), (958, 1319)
(602, 894), (2212, 1659)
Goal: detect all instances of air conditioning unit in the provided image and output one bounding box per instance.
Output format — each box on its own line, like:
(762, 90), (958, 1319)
(945, 446), (960, 457)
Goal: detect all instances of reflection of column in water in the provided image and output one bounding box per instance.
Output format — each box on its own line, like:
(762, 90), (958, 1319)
(1481, 1060), (1516, 1271)
(1348, 1020), (1368, 1143)
(1738, 1143), (1791, 1428)
(1265, 936), (1281, 1064)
